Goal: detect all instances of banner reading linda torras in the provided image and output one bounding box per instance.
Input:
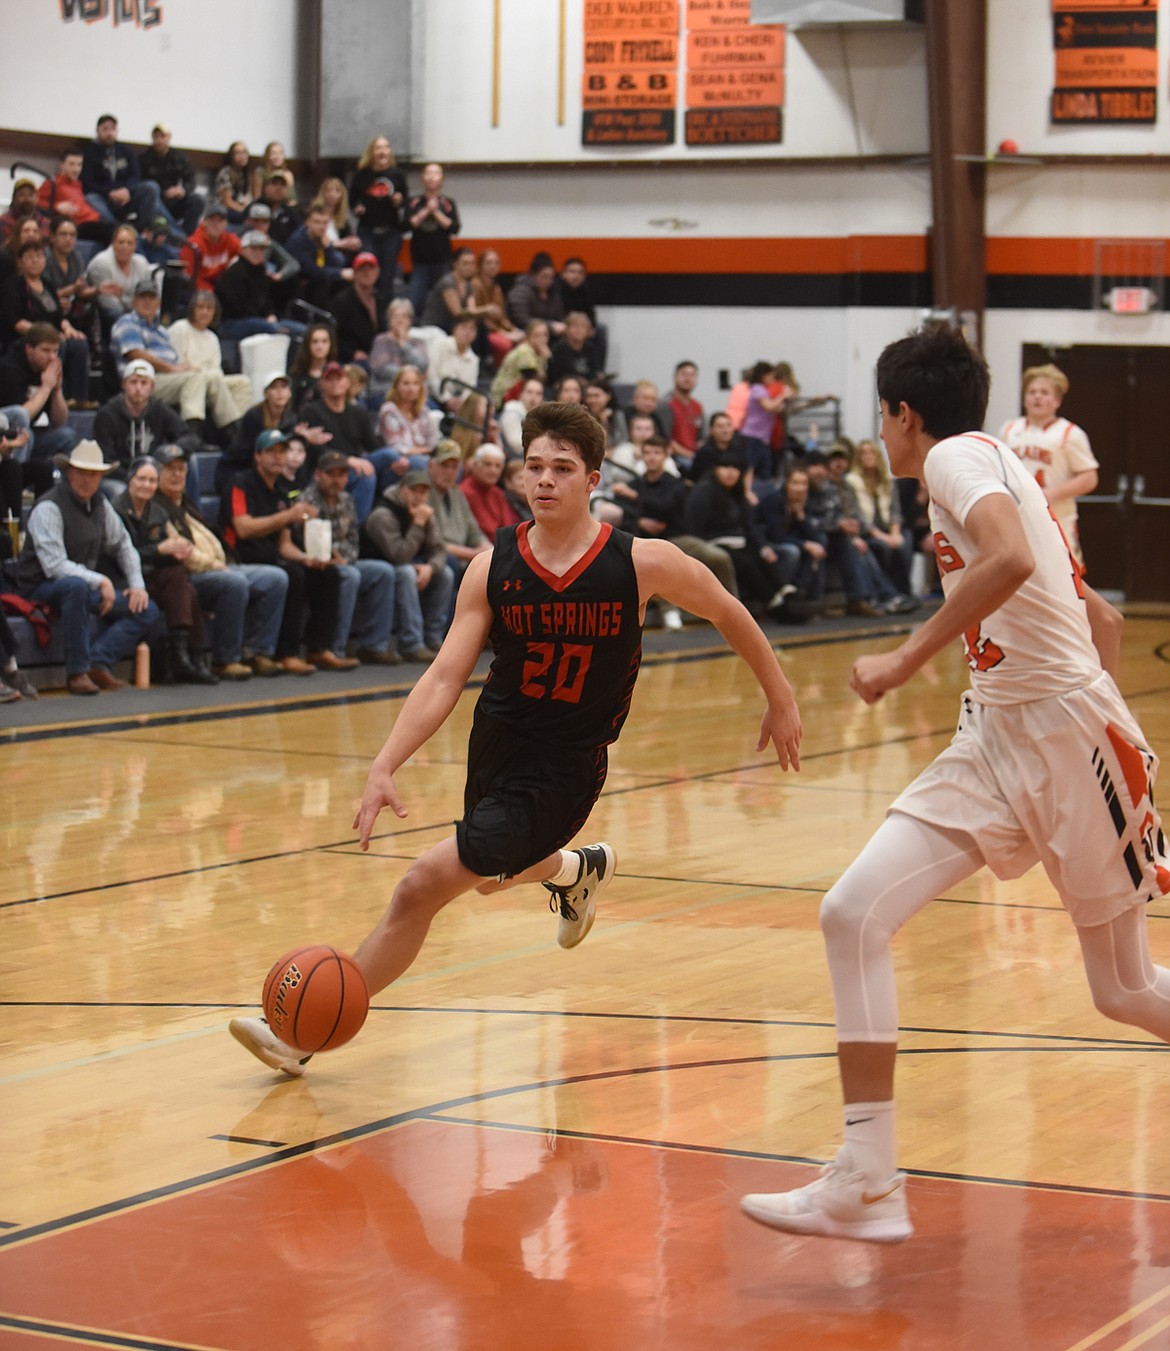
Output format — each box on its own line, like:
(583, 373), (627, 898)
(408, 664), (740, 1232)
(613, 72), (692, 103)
(582, 0), (680, 148)
(1051, 0), (1158, 125)
(685, 0), (784, 147)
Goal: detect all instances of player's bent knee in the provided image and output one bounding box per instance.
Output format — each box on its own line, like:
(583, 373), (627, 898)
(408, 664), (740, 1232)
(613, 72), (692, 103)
(819, 885), (865, 952)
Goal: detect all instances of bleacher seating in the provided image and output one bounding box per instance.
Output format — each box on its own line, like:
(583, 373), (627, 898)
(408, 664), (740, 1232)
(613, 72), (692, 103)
(189, 449), (221, 522)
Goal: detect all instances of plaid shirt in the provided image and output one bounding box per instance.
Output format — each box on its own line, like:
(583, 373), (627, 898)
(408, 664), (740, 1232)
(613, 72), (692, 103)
(300, 483), (359, 563)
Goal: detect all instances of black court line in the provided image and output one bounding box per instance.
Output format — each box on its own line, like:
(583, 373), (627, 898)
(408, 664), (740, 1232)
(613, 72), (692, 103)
(209, 1134), (288, 1148)
(2, 1000), (1162, 1050)
(3, 1045), (1167, 1254)
(0, 1315), (196, 1350)
(0, 1221), (19, 1229)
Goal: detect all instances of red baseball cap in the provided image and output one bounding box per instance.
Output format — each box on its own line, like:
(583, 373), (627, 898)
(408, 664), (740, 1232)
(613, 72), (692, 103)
(354, 252), (379, 269)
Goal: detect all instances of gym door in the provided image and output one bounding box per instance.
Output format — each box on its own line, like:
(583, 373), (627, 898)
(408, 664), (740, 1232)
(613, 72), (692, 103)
(1019, 343), (1170, 601)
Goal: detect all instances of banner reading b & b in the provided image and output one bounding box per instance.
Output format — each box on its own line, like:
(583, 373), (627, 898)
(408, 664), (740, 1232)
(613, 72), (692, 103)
(582, 0), (680, 147)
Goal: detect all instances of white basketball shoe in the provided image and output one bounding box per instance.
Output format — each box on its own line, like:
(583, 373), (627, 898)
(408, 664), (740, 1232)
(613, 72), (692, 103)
(741, 1147), (913, 1244)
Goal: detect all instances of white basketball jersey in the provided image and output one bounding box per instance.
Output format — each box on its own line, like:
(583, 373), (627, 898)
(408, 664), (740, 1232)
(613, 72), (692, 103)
(924, 432), (1101, 706)
(998, 415), (1098, 540)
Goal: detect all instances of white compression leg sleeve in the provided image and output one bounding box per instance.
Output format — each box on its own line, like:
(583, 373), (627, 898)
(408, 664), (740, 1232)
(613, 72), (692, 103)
(1076, 907), (1170, 1042)
(820, 812), (984, 1043)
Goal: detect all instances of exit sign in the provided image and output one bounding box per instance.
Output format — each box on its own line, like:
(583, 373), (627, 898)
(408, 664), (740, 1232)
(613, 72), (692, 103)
(1106, 286), (1154, 315)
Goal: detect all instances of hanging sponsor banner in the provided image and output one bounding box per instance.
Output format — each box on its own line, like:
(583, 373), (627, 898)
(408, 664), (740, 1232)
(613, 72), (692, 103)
(684, 0), (784, 147)
(1051, 0), (1158, 125)
(582, 0), (680, 148)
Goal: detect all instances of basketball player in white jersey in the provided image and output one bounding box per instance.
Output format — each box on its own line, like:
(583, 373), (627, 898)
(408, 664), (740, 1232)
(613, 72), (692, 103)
(999, 362), (1098, 567)
(742, 325), (1168, 1244)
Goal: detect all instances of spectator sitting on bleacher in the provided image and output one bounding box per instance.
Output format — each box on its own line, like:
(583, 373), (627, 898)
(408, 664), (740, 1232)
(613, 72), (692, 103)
(689, 410), (742, 485)
(471, 248), (524, 367)
(295, 448), (395, 667)
(287, 204), (353, 310)
(166, 291), (254, 427)
(81, 114), (162, 231)
(360, 468), (451, 663)
(220, 373), (332, 494)
(0, 412), (27, 552)
(459, 444), (517, 539)
(0, 179), (49, 246)
(489, 318), (550, 409)
(376, 364), (437, 475)
(213, 230), (304, 342)
(419, 246), (480, 335)
(114, 455), (217, 684)
(329, 252), (381, 362)
(180, 203), (240, 293)
(554, 257), (601, 350)
(583, 374), (626, 450)
(499, 376), (545, 459)
(505, 252), (565, 338)
(112, 278), (241, 435)
(369, 298), (428, 397)
(753, 463), (826, 610)
(0, 322), (80, 495)
(12, 439), (160, 696)
(93, 357), (197, 482)
(426, 439), (488, 593)
(428, 312), (480, 412)
(44, 215), (99, 349)
(624, 378), (667, 440)
(299, 361), (386, 522)
(240, 202), (301, 298)
(214, 142), (253, 226)
(0, 239), (91, 405)
(258, 171), (302, 246)
(153, 443), (288, 681)
(36, 151), (110, 246)
(620, 435), (737, 607)
(87, 223), (153, 322)
(658, 360), (704, 473)
(137, 122), (204, 238)
(289, 322), (337, 411)
(546, 311), (600, 392)
(221, 427), (344, 675)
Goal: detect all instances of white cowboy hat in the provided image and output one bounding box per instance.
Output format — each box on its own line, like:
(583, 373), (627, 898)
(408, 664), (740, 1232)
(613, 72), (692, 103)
(55, 440), (114, 474)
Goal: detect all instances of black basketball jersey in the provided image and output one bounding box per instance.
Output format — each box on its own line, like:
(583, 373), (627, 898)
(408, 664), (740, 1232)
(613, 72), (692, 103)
(476, 521), (643, 749)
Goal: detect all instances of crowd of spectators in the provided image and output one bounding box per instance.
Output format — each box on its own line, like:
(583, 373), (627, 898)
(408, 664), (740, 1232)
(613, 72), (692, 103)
(0, 113), (932, 701)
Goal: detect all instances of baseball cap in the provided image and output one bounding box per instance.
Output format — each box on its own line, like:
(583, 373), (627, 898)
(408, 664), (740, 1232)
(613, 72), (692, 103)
(151, 122), (171, 136)
(12, 178), (36, 194)
(262, 371), (290, 390)
(315, 449), (349, 472)
(354, 252), (379, 269)
(255, 428), (290, 453)
(245, 202), (272, 220)
(320, 361), (347, 379)
(133, 277), (161, 296)
(123, 358), (155, 380)
(203, 201), (228, 219)
(240, 230), (270, 250)
(150, 215), (170, 233)
(153, 444), (187, 466)
(431, 440), (462, 464)
(401, 469), (430, 488)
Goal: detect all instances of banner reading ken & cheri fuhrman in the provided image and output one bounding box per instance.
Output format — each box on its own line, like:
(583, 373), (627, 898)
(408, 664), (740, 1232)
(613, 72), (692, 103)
(1051, 0), (1157, 125)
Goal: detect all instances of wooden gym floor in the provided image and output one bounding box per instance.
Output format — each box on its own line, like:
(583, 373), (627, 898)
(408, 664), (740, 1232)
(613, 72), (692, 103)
(1, 616), (1168, 1351)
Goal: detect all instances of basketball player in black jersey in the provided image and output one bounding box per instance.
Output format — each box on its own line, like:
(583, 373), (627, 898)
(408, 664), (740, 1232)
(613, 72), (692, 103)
(231, 401), (803, 1074)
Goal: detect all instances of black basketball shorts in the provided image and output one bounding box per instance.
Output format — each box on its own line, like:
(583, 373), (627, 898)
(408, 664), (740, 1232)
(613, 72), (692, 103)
(455, 712), (609, 880)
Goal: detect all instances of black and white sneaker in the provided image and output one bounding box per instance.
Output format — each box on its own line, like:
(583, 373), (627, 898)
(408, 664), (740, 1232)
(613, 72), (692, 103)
(229, 1016), (313, 1076)
(543, 843), (616, 949)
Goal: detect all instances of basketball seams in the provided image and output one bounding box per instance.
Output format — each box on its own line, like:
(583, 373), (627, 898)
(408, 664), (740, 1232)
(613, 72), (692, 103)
(263, 944), (370, 1055)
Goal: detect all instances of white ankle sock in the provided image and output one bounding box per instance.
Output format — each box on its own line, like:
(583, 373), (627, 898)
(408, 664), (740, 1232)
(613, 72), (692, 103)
(842, 1100), (897, 1180)
(547, 850), (582, 887)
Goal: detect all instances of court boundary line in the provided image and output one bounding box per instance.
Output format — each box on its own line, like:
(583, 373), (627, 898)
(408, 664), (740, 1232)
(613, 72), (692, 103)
(2, 1047), (1167, 1254)
(0, 1311), (220, 1350)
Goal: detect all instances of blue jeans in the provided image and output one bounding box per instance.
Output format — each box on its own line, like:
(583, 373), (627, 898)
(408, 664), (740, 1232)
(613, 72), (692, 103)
(60, 337), (90, 403)
(85, 181), (162, 227)
(190, 563), (287, 663)
(24, 420), (79, 466)
(31, 574), (160, 675)
(408, 261), (446, 317)
(397, 562), (453, 652)
(334, 558), (396, 654)
(219, 316), (307, 343)
(358, 226), (403, 311)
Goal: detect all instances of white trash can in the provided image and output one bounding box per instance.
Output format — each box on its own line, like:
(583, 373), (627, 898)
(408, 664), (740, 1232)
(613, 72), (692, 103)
(239, 333), (291, 404)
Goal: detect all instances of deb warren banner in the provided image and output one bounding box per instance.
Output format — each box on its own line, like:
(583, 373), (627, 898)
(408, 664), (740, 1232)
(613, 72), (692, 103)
(582, 0), (681, 148)
(1050, 0), (1158, 125)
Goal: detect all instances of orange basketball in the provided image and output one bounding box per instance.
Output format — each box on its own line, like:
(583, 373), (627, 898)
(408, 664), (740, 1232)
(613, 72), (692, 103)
(262, 945), (369, 1054)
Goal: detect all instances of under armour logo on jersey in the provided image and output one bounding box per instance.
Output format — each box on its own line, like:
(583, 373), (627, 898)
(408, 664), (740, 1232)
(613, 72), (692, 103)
(502, 579), (523, 592)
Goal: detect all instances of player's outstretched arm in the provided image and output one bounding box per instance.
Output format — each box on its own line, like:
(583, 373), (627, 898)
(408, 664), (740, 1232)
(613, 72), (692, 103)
(353, 551), (494, 849)
(632, 538), (802, 770)
(851, 493), (1034, 703)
